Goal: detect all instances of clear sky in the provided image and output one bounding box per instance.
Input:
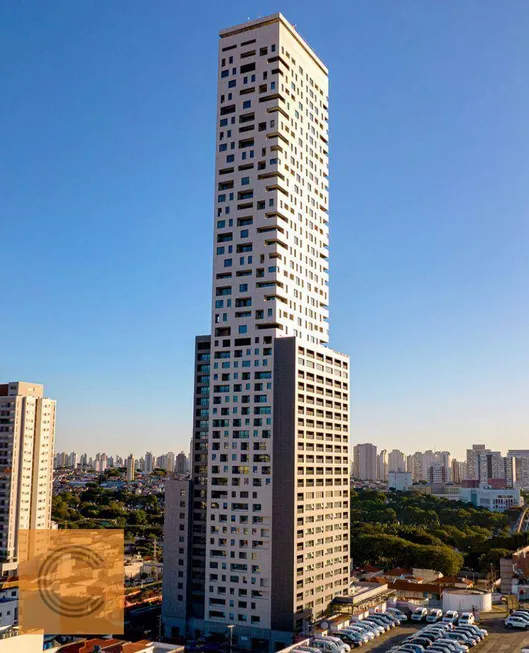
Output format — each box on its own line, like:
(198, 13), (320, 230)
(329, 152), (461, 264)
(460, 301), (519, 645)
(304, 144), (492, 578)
(2, 1), (528, 460)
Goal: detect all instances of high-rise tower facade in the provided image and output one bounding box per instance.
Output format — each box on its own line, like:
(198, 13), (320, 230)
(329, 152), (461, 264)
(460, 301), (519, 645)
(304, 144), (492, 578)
(163, 14), (350, 650)
(0, 382), (55, 567)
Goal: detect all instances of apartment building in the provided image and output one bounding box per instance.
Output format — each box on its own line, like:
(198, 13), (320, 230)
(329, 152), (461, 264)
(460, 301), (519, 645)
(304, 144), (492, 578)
(388, 449), (406, 473)
(162, 14), (350, 651)
(466, 444), (489, 480)
(353, 443), (377, 481)
(478, 451), (515, 487)
(0, 382), (55, 566)
(508, 450), (529, 489)
(126, 454), (136, 482)
(378, 449), (388, 481)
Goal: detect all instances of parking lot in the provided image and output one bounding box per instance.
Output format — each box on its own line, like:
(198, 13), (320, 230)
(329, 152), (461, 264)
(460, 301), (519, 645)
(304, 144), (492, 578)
(356, 615), (529, 652)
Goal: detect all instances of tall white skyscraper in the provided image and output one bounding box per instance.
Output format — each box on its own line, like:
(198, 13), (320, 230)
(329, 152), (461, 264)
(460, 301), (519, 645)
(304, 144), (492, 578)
(162, 14), (350, 651)
(0, 382), (55, 566)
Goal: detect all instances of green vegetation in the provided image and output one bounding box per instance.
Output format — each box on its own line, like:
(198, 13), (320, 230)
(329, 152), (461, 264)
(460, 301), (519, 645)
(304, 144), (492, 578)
(52, 485), (164, 541)
(350, 489), (527, 574)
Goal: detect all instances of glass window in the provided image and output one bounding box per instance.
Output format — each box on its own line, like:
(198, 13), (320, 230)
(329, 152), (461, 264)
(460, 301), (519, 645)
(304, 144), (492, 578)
(243, 100), (251, 109)
(239, 325), (248, 334)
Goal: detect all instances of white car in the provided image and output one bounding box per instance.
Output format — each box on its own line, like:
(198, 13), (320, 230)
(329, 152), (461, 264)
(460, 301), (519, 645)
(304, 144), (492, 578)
(411, 607), (428, 622)
(443, 610), (459, 624)
(506, 615), (529, 629)
(458, 612), (475, 625)
(311, 637), (349, 652)
(426, 608), (443, 623)
(324, 636), (351, 652)
(341, 626), (374, 641)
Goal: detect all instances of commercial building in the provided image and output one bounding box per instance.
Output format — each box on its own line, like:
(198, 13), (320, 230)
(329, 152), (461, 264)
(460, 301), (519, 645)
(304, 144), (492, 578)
(459, 486), (523, 512)
(0, 382), (55, 565)
(162, 14), (350, 651)
(353, 443), (377, 481)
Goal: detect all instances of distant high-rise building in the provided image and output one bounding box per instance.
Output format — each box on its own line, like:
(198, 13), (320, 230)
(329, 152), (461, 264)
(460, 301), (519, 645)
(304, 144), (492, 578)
(377, 449), (388, 481)
(466, 444), (489, 480)
(353, 443), (378, 480)
(162, 14), (350, 650)
(0, 382), (55, 564)
(411, 451), (424, 482)
(508, 450), (529, 489)
(478, 451), (511, 485)
(94, 452), (108, 472)
(176, 451), (188, 474)
(54, 451), (67, 468)
(388, 449), (406, 473)
(421, 450), (437, 480)
(145, 451), (154, 474)
(429, 463), (447, 485)
(438, 451), (451, 481)
(166, 451), (175, 473)
(451, 459), (466, 484)
(126, 454), (135, 482)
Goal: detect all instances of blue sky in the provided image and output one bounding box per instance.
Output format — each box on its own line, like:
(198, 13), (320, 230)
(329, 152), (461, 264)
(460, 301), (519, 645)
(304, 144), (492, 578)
(1, 1), (528, 459)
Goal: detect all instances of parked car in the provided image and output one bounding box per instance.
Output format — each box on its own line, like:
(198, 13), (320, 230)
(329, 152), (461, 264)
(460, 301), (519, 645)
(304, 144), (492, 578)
(435, 640), (469, 653)
(386, 607), (409, 621)
(458, 612), (474, 625)
(454, 625), (483, 641)
(426, 609), (443, 623)
(407, 636), (437, 649)
(465, 624), (488, 637)
(399, 645), (425, 653)
(444, 632), (477, 647)
(368, 613), (397, 628)
(513, 611), (529, 621)
(443, 611), (459, 624)
(324, 636), (351, 652)
(411, 607), (428, 622)
(352, 622), (383, 637)
(505, 615), (529, 629)
(363, 618), (390, 632)
(337, 631), (367, 648)
(342, 626), (375, 641)
(311, 638), (348, 653)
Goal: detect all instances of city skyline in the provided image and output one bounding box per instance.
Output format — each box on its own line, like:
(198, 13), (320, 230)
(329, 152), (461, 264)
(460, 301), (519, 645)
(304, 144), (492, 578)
(3, 1), (529, 457)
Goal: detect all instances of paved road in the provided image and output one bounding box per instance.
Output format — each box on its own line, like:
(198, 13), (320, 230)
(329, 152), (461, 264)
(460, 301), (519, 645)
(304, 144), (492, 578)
(358, 617), (529, 652)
